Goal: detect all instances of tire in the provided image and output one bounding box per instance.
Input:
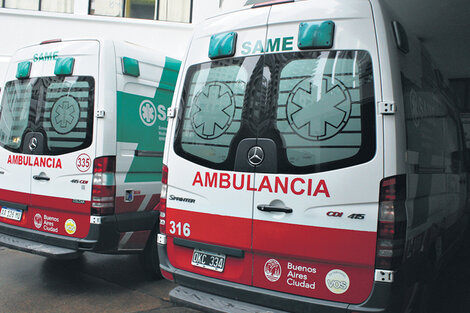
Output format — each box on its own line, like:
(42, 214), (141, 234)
(139, 228), (163, 280)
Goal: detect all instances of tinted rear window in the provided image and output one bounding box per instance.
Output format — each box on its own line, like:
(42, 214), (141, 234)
(0, 76), (94, 155)
(175, 51), (375, 174)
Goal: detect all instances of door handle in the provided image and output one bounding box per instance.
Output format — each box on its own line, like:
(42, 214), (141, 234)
(33, 175), (50, 181)
(257, 204), (292, 213)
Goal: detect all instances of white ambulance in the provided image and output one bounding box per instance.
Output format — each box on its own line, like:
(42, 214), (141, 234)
(158, 0), (468, 311)
(0, 38), (180, 275)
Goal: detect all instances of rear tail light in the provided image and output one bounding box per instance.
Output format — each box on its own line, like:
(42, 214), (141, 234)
(91, 156), (116, 215)
(159, 164), (168, 234)
(375, 175), (407, 270)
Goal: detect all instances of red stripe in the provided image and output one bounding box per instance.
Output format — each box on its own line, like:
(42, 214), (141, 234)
(253, 255), (374, 303)
(144, 194), (161, 211)
(115, 195), (145, 214)
(30, 193), (91, 213)
(166, 207), (251, 250)
(165, 208), (376, 303)
(0, 188), (29, 205)
(253, 220), (377, 266)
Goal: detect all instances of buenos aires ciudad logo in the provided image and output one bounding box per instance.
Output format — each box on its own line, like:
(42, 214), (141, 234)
(264, 259), (282, 282)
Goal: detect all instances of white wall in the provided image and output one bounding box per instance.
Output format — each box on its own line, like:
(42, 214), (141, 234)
(0, 1), (229, 86)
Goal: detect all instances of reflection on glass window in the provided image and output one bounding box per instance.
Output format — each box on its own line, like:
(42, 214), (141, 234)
(0, 77), (95, 155)
(125, 0), (155, 19)
(4, 0), (39, 10)
(158, 0), (191, 22)
(89, 0), (123, 17)
(41, 0), (74, 13)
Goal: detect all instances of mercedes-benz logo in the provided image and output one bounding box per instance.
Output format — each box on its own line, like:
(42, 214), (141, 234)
(29, 137), (38, 151)
(247, 146), (264, 166)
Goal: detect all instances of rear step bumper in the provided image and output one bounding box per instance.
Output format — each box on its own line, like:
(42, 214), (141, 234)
(0, 215), (122, 258)
(0, 232), (81, 259)
(170, 285), (288, 313)
(159, 243), (393, 313)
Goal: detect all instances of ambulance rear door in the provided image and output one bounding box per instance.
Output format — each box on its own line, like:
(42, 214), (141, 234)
(251, 0), (384, 304)
(28, 40), (98, 239)
(165, 7), (270, 285)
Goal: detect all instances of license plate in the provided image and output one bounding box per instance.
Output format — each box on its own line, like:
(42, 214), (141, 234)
(191, 249), (226, 272)
(0, 207), (23, 221)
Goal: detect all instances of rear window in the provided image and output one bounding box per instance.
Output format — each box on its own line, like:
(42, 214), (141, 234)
(0, 76), (94, 155)
(175, 51), (375, 174)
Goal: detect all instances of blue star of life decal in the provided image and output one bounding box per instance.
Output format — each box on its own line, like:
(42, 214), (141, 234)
(51, 96), (80, 134)
(191, 82), (235, 139)
(286, 76), (351, 141)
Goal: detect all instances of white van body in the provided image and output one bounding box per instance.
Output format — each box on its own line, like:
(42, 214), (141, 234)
(0, 39), (180, 269)
(158, 0), (468, 311)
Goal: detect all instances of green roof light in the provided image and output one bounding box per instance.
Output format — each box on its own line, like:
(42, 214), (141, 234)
(209, 32), (237, 59)
(122, 57), (140, 77)
(54, 57), (75, 76)
(16, 61), (32, 79)
(298, 21), (335, 50)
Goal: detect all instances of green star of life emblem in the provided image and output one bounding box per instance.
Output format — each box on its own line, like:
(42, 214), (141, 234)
(51, 96), (80, 134)
(191, 82), (235, 139)
(139, 100), (157, 126)
(286, 76), (351, 141)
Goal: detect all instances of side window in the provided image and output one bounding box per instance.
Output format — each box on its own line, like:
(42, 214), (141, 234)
(403, 75), (450, 172)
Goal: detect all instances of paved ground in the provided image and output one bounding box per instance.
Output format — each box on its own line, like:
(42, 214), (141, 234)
(0, 247), (200, 313)
(2, 238), (470, 313)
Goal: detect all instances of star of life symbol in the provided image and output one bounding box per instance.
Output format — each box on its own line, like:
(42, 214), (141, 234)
(191, 82), (235, 139)
(51, 96), (80, 134)
(286, 76), (351, 141)
(264, 259), (281, 282)
(140, 100), (157, 126)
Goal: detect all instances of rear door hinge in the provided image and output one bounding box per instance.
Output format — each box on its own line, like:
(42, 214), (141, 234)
(167, 107), (176, 118)
(378, 102), (396, 115)
(96, 110), (105, 118)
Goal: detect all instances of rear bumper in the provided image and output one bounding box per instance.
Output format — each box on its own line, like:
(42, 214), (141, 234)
(0, 211), (159, 258)
(159, 241), (395, 313)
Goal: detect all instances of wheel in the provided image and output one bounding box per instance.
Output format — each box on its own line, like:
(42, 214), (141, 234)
(139, 228), (163, 280)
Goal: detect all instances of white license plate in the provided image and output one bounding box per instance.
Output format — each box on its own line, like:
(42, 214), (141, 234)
(191, 249), (226, 272)
(0, 207), (23, 221)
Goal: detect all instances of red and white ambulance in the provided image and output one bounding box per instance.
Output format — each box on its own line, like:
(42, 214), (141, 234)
(158, 0), (468, 311)
(0, 38), (180, 275)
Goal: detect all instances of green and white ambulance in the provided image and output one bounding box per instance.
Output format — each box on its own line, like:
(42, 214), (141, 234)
(158, 0), (469, 311)
(0, 38), (180, 275)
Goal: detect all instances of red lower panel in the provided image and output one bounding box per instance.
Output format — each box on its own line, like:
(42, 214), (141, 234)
(252, 220), (376, 303)
(253, 220), (377, 265)
(0, 189), (90, 238)
(166, 208), (252, 250)
(30, 193), (91, 214)
(166, 208), (252, 285)
(27, 207), (90, 238)
(167, 238), (252, 285)
(253, 255), (374, 304)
